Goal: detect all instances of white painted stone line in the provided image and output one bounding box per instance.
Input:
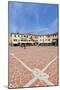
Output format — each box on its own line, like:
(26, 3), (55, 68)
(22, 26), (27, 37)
(24, 57), (57, 87)
(24, 76), (54, 87)
(42, 56), (57, 72)
(43, 79), (54, 85)
(10, 53), (57, 87)
(10, 53), (33, 72)
(24, 77), (37, 87)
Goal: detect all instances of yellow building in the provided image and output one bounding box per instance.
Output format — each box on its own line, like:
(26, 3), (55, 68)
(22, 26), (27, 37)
(38, 32), (58, 45)
(9, 32), (58, 46)
(9, 33), (21, 45)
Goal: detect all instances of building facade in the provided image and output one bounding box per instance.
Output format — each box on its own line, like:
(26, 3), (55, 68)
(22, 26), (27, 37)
(9, 32), (58, 46)
(38, 32), (58, 46)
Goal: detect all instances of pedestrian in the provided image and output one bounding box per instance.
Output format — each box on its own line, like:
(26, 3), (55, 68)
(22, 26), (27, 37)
(23, 43), (26, 49)
(38, 43), (39, 47)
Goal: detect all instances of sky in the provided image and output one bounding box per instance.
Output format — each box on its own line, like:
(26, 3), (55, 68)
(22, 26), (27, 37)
(8, 2), (58, 35)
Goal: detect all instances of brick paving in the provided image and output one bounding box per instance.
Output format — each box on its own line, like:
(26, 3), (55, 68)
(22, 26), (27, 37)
(9, 46), (58, 88)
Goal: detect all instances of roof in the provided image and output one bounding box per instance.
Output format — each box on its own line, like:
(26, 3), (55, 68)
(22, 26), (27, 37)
(9, 32), (58, 36)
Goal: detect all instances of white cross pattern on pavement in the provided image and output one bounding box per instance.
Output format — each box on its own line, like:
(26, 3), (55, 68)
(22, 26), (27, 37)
(10, 53), (57, 87)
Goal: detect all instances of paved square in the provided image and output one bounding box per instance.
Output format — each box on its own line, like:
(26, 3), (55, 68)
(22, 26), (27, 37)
(9, 46), (58, 88)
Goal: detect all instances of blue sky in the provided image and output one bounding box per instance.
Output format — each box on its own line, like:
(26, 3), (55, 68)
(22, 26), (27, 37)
(8, 2), (58, 34)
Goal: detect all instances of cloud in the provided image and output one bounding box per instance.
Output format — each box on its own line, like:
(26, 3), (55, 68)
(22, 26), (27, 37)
(9, 2), (44, 21)
(50, 18), (58, 33)
(9, 18), (58, 34)
(9, 19), (58, 35)
(34, 27), (48, 34)
(9, 2), (58, 34)
(33, 18), (58, 34)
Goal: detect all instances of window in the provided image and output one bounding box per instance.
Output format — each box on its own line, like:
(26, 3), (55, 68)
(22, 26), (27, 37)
(24, 35), (26, 37)
(21, 35), (23, 37)
(53, 35), (54, 37)
(27, 35), (28, 37)
(48, 39), (50, 41)
(47, 35), (50, 37)
(54, 34), (56, 36)
(14, 39), (17, 41)
(41, 39), (44, 41)
(14, 35), (16, 37)
(21, 40), (23, 41)
(18, 35), (19, 37)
